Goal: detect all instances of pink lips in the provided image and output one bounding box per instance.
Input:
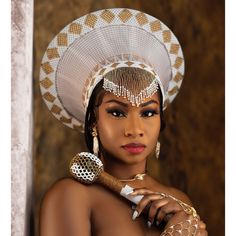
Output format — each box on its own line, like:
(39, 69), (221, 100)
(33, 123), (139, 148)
(122, 143), (146, 154)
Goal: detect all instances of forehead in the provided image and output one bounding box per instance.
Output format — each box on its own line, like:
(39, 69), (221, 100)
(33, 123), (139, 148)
(101, 91), (160, 106)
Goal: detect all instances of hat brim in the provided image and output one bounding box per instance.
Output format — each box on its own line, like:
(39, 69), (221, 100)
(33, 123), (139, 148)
(39, 8), (184, 132)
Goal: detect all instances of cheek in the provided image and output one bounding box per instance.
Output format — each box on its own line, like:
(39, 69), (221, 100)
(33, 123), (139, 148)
(97, 113), (121, 146)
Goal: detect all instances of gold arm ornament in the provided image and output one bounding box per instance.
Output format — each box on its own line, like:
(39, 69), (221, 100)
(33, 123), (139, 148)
(157, 192), (200, 236)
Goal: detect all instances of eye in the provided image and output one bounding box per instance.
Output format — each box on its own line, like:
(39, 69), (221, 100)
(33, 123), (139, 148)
(141, 110), (159, 117)
(106, 109), (126, 117)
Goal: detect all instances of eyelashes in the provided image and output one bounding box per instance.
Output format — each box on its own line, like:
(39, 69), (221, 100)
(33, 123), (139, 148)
(106, 108), (159, 118)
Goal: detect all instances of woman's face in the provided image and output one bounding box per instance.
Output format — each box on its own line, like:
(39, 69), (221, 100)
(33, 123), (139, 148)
(96, 92), (161, 165)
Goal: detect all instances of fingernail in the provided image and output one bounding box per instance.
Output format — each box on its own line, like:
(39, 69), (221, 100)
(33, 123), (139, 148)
(131, 205), (136, 210)
(147, 221), (152, 228)
(132, 210), (139, 220)
(127, 190), (134, 195)
(156, 220), (160, 226)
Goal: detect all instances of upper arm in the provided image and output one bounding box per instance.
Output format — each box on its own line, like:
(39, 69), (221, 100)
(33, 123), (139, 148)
(39, 178), (91, 236)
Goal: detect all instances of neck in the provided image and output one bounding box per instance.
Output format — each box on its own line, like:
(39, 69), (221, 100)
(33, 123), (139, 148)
(101, 154), (147, 181)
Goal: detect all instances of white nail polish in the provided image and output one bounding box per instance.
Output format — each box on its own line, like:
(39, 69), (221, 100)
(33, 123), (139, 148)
(131, 205), (136, 210)
(147, 221), (152, 228)
(132, 210), (139, 220)
(126, 190), (134, 195)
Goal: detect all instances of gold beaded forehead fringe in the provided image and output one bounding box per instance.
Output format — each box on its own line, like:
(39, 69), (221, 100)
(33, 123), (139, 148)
(103, 67), (159, 107)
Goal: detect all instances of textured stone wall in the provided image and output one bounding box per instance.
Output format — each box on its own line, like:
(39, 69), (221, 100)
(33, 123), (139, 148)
(12, 0), (34, 235)
(33, 0), (225, 235)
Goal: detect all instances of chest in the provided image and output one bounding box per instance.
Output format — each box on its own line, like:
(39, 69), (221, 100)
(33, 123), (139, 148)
(89, 187), (162, 236)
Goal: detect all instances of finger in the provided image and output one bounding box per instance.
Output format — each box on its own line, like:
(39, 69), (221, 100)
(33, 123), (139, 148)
(198, 220), (206, 229)
(196, 228), (208, 236)
(133, 194), (165, 220)
(129, 188), (155, 196)
(148, 198), (169, 225)
(156, 200), (182, 223)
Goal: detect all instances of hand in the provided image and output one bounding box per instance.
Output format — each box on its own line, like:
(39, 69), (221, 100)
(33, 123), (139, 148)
(129, 188), (208, 235)
(197, 220), (208, 236)
(129, 188), (185, 227)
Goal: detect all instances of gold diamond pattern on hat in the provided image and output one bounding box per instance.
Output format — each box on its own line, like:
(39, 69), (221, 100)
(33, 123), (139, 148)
(174, 72), (183, 82)
(73, 124), (83, 131)
(163, 30), (171, 43)
(135, 12), (148, 26)
(85, 14), (98, 28)
(168, 86), (179, 96)
(125, 61), (134, 66)
(57, 33), (68, 46)
(139, 63), (147, 69)
(164, 98), (170, 108)
(40, 77), (53, 89)
(60, 116), (72, 123)
(174, 57), (183, 69)
(43, 92), (56, 102)
(170, 43), (180, 54)
(118, 9), (132, 23)
(111, 63), (119, 68)
(41, 62), (54, 74)
(46, 48), (60, 59)
(150, 20), (162, 32)
(101, 9), (115, 23)
(99, 68), (106, 75)
(69, 23), (82, 34)
(51, 104), (62, 114)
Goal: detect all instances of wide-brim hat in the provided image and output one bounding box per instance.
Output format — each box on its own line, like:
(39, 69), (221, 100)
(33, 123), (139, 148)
(39, 8), (185, 132)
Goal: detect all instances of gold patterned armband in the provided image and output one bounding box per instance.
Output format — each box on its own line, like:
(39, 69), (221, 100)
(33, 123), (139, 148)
(160, 217), (199, 236)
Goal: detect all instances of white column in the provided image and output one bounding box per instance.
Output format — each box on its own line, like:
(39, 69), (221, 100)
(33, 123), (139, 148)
(11, 0), (34, 235)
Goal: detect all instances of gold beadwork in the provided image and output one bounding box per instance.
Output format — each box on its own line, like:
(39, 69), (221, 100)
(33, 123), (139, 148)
(150, 20), (162, 32)
(135, 12), (148, 25)
(174, 57), (183, 69)
(40, 77), (53, 89)
(174, 72), (183, 82)
(85, 14), (98, 28)
(168, 86), (179, 96)
(41, 62), (54, 74)
(170, 43), (180, 54)
(60, 116), (72, 123)
(43, 92), (56, 102)
(57, 33), (68, 46)
(101, 9), (115, 23)
(69, 23), (82, 34)
(125, 61), (134, 67)
(51, 104), (62, 114)
(163, 30), (171, 42)
(118, 9), (132, 23)
(46, 48), (60, 59)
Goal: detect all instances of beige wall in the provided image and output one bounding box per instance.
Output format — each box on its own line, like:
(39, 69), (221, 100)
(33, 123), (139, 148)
(12, 0), (34, 235)
(34, 1), (225, 235)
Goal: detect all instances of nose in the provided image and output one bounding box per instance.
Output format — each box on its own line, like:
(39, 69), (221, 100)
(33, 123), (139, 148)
(124, 115), (144, 137)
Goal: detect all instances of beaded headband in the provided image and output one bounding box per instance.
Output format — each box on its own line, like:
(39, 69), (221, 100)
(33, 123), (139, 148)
(39, 8), (185, 132)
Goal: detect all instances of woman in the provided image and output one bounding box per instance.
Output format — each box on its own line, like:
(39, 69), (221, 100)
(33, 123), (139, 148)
(39, 8), (208, 235)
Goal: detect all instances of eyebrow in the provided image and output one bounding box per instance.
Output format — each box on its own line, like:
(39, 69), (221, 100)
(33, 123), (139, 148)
(104, 99), (159, 107)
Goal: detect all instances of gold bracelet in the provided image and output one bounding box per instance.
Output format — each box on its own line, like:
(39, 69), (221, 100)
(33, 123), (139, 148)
(160, 217), (199, 236)
(156, 192), (199, 219)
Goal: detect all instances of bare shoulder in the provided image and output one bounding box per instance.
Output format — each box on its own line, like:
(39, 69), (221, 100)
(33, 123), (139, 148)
(41, 177), (90, 208)
(39, 178), (91, 236)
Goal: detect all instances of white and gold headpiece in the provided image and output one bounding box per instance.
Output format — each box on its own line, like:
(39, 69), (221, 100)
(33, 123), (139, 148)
(39, 8), (185, 132)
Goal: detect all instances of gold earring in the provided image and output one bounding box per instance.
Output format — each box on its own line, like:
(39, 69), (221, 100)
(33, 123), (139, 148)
(92, 127), (99, 156)
(156, 141), (160, 159)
